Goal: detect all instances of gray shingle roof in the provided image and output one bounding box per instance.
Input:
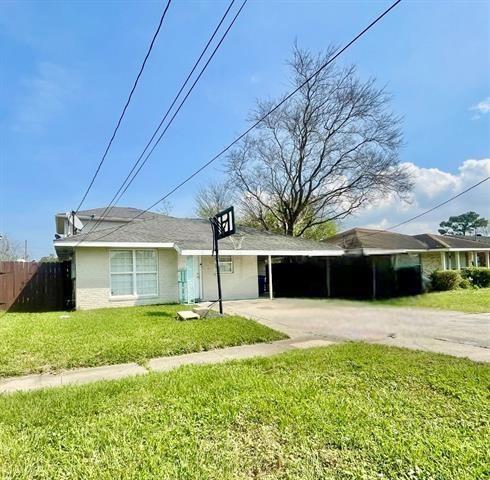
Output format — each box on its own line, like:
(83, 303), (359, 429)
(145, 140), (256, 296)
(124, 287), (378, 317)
(328, 228), (428, 250)
(328, 229), (490, 251)
(414, 233), (489, 249)
(56, 207), (154, 221)
(55, 212), (342, 253)
(473, 235), (490, 246)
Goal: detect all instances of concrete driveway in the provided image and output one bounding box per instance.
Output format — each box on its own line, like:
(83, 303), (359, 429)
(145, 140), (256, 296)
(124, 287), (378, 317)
(224, 298), (490, 362)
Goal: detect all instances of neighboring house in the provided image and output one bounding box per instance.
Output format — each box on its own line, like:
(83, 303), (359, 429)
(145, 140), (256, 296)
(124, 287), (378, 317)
(329, 228), (490, 278)
(54, 208), (343, 310)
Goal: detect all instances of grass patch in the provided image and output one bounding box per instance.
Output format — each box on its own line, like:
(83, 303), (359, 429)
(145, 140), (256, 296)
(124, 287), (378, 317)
(0, 304), (285, 378)
(0, 343), (488, 479)
(372, 287), (490, 313)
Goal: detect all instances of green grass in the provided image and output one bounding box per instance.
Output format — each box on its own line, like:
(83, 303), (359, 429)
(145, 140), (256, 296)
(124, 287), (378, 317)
(0, 304), (285, 378)
(372, 287), (490, 313)
(0, 344), (488, 479)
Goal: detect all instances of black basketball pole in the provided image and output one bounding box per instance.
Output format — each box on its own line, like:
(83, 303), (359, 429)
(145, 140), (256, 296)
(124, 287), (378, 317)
(210, 206), (235, 316)
(211, 220), (224, 315)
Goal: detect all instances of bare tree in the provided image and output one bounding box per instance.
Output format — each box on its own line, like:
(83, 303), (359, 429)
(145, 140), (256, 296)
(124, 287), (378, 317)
(0, 234), (22, 261)
(226, 45), (412, 236)
(156, 199), (173, 216)
(195, 181), (234, 219)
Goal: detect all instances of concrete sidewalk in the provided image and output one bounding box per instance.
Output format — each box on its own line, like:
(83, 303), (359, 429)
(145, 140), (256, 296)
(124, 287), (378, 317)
(0, 336), (334, 394)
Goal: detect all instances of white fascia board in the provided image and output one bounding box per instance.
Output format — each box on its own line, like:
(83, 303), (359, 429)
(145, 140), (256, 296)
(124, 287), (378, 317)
(426, 247), (490, 252)
(360, 247), (490, 255)
(361, 248), (428, 255)
(179, 249), (344, 256)
(54, 241), (175, 249)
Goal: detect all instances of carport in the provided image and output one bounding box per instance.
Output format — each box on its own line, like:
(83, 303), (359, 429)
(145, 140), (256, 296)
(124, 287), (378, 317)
(258, 255), (334, 299)
(257, 252), (422, 300)
(329, 253), (422, 299)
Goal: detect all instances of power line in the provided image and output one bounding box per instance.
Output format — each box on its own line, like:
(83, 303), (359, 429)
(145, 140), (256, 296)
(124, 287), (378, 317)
(87, 174), (490, 245)
(359, 175), (490, 239)
(75, 0), (173, 213)
(87, 0), (403, 242)
(84, 0), (242, 237)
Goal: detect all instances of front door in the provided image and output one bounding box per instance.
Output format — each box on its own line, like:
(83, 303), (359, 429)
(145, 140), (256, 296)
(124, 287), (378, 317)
(178, 256), (201, 304)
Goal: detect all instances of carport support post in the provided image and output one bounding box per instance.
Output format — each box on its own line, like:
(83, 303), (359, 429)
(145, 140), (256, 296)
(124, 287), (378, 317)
(268, 255), (273, 300)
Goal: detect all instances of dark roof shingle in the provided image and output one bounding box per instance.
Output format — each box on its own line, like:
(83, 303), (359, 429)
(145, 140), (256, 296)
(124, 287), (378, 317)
(414, 233), (489, 249)
(56, 213), (342, 253)
(56, 207), (154, 221)
(328, 228), (428, 250)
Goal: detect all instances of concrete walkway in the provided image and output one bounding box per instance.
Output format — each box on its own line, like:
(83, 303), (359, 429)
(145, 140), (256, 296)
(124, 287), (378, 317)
(0, 336), (334, 394)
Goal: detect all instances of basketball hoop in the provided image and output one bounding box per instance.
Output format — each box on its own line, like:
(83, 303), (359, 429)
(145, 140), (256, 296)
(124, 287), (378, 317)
(209, 206), (236, 314)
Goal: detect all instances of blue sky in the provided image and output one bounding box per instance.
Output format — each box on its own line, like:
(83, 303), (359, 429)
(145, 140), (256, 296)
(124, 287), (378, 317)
(1, 0), (489, 258)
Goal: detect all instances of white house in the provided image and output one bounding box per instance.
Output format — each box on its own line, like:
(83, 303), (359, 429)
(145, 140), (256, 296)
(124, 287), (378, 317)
(54, 207), (343, 310)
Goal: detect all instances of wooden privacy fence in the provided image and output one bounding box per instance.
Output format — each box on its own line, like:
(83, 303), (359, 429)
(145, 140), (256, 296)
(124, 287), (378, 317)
(0, 261), (73, 312)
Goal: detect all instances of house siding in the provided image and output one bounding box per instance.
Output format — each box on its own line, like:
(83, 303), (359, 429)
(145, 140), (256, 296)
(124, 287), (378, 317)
(421, 252), (442, 277)
(75, 247), (178, 310)
(201, 255), (259, 301)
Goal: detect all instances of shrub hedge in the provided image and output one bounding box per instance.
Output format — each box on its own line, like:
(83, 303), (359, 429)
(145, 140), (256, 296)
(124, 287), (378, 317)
(430, 267), (490, 290)
(431, 270), (463, 291)
(459, 278), (472, 289)
(461, 267), (490, 288)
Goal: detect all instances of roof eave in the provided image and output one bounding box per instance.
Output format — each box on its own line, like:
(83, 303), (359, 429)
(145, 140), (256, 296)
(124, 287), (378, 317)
(54, 240), (176, 249)
(180, 249), (344, 256)
(360, 248), (427, 255)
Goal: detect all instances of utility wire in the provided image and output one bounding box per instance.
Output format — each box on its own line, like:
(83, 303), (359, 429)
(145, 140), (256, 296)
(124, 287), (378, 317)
(113, 0), (247, 204)
(74, 0), (173, 214)
(353, 176), (490, 241)
(85, 173), (490, 244)
(86, 0), (403, 243)
(83, 0), (243, 237)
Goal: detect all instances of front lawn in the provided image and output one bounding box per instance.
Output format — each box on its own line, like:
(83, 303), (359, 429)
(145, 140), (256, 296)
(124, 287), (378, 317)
(0, 344), (487, 479)
(0, 304), (285, 378)
(373, 287), (490, 313)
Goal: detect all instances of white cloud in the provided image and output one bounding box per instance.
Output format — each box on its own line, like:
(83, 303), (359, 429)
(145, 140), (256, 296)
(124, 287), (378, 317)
(470, 96), (490, 119)
(12, 62), (79, 133)
(342, 159), (490, 235)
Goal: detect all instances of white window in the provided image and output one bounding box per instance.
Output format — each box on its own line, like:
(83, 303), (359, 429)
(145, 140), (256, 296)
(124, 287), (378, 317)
(110, 250), (158, 297)
(218, 255), (233, 274)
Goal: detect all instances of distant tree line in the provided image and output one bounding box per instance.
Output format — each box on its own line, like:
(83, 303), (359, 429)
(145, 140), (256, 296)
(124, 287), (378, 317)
(438, 211), (488, 237)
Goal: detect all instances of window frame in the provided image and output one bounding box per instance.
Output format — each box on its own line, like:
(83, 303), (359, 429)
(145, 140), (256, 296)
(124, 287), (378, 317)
(109, 249), (159, 299)
(218, 255), (234, 274)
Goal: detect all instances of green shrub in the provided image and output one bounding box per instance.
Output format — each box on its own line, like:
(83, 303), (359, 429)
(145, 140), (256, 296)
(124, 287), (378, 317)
(459, 278), (472, 289)
(461, 267), (490, 288)
(430, 270), (463, 291)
